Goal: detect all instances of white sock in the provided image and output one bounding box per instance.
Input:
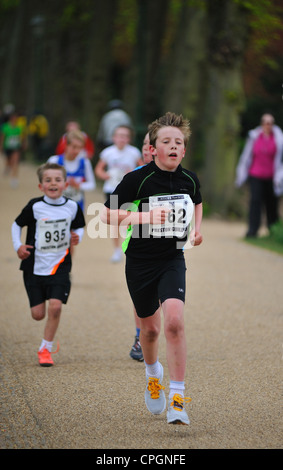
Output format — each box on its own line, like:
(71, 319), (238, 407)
(39, 339), (53, 352)
(145, 360), (162, 378)
(169, 380), (185, 399)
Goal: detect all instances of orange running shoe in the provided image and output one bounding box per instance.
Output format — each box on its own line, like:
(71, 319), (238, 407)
(37, 342), (59, 367)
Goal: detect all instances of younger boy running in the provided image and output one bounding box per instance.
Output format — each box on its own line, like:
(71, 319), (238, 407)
(101, 112), (203, 425)
(11, 163), (85, 366)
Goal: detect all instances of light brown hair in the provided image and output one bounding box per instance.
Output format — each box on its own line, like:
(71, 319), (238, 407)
(37, 163), (67, 183)
(148, 112), (191, 147)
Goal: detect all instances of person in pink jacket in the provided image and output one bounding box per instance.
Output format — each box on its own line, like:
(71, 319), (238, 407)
(235, 114), (283, 237)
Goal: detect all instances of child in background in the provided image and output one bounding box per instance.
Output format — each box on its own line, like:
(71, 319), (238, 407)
(56, 120), (95, 160)
(49, 129), (96, 213)
(95, 125), (142, 262)
(0, 111), (23, 187)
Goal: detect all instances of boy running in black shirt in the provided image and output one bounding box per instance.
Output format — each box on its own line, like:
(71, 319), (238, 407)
(102, 112), (203, 425)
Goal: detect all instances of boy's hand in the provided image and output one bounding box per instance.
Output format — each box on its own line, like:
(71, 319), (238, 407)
(194, 231), (203, 246)
(190, 230), (203, 246)
(70, 231), (79, 246)
(17, 245), (33, 260)
(149, 207), (171, 224)
(68, 177), (80, 189)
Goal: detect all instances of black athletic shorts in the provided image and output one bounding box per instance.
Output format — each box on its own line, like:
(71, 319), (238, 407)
(125, 255), (186, 318)
(23, 271), (71, 308)
(4, 148), (21, 159)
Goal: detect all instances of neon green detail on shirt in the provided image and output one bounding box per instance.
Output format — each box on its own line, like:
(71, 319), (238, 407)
(122, 200), (141, 253)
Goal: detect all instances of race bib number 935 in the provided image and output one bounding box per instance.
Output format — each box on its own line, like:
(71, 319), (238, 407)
(37, 218), (71, 252)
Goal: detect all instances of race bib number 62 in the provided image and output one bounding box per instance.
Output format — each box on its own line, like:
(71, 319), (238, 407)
(149, 194), (194, 238)
(37, 218), (71, 252)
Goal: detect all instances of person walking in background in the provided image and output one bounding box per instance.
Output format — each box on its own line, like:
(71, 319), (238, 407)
(95, 125), (142, 263)
(28, 111), (50, 161)
(96, 100), (133, 152)
(0, 110), (23, 188)
(235, 113), (283, 237)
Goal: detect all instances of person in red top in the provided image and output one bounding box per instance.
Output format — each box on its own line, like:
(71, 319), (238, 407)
(235, 113), (283, 237)
(56, 120), (95, 160)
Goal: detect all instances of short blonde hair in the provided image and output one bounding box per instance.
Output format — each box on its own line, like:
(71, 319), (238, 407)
(66, 129), (85, 145)
(37, 163), (67, 183)
(148, 112), (191, 147)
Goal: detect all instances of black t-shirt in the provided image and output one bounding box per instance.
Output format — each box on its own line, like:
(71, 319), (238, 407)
(105, 161), (202, 260)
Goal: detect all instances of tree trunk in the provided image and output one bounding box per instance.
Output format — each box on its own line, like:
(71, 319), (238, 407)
(200, 0), (249, 215)
(164, 1), (207, 170)
(82, 0), (118, 141)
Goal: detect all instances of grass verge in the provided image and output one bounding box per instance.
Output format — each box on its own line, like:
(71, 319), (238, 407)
(243, 220), (283, 256)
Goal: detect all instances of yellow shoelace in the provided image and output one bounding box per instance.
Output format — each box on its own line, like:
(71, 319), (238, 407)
(170, 393), (192, 411)
(147, 377), (165, 399)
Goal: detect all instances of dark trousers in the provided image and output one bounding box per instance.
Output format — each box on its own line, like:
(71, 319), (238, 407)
(247, 176), (279, 236)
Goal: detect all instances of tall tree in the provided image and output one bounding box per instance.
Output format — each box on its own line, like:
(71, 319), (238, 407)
(200, 0), (249, 214)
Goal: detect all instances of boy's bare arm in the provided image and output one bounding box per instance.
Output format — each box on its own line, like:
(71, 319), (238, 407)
(94, 160), (110, 180)
(194, 202), (203, 246)
(100, 206), (170, 227)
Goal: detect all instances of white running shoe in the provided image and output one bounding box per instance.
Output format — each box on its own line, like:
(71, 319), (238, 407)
(145, 364), (166, 415)
(167, 393), (191, 425)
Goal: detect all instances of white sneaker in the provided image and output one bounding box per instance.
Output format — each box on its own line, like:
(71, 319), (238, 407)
(167, 394), (191, 425)
(145, 364), (166, 415)
(110, 248), (123, 263)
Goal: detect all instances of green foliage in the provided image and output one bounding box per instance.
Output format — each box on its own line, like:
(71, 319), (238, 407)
(59, 0), (93, 28)
(234, 0), (283, 57)
(161, 0), (183, 56)
(0, 0), (19, 10)
(270, 219), (283, 244)
(114, 0), (137, 45)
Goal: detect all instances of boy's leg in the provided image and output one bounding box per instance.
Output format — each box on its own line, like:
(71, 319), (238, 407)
(162, 298), (186, 381)
(162, 298), (191, 425)
(31, 303), (46, 321)
(43, 298), (62, 342)
(140, 307), (166, 415)
(129, 307), (143, 361)
(36, 299), (62, 367)
(139, 307), (161, 366)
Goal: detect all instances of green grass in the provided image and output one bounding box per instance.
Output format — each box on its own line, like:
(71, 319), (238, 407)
(243, 220), (283, 256)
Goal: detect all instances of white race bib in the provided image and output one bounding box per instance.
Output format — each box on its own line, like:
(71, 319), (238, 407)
(37, 218), (71, 252)
(149, 194), (194, 238)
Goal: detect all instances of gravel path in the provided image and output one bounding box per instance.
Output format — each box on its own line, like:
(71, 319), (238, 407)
(0, 160), (282, 449)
